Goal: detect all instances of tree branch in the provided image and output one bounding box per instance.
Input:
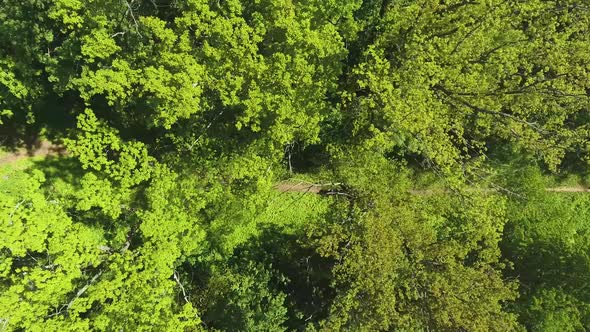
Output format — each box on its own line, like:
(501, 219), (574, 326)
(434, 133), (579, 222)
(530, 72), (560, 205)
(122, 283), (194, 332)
(173, 270), (190, 304)
(433, 84), (549, 134)
(66, 270), (103, 312)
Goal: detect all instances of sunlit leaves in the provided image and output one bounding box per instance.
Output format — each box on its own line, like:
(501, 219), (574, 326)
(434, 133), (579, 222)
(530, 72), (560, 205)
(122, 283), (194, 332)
(348, 0), (590, 172)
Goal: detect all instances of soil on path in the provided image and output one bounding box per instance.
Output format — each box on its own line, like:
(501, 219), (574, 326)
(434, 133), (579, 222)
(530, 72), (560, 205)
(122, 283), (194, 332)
(275, 182), (590, 194)
(274, 182), (324, 194)
(2, 148), (588, 194)
(0, 141), (67, 165)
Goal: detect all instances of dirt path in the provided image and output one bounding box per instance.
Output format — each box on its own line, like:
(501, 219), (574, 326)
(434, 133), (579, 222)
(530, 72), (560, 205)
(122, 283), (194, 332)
(2, 149), (588, 194)
(546, 187), (590, 193)
(275, 182), (590, 195)
(274, 182), (324, 194)
(0, 141), (67, 165)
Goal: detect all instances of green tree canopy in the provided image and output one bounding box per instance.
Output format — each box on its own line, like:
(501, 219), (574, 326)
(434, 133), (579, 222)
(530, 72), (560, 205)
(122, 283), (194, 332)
(1, 0), (589, 331)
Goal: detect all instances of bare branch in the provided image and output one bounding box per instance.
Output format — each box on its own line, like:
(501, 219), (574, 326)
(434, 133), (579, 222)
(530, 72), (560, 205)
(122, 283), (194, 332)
(433, 84), (550, 134)
(188, 110), (224, 151)
(123, 0), (142, 37)
(66, 270), (103, 312)
(8, 199), (25, 225)
(173, 270), (190, 304)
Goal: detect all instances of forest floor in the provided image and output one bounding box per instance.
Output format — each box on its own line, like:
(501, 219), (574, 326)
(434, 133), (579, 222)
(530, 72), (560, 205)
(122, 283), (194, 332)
(274, 182), (324, 194)
(274, 181), (590, 194)
(0, 141), (67, 166)
(2, 142), (588, 193)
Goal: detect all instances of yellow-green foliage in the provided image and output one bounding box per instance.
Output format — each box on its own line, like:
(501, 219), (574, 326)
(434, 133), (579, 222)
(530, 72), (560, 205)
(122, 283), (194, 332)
(1, 0), (589, 331)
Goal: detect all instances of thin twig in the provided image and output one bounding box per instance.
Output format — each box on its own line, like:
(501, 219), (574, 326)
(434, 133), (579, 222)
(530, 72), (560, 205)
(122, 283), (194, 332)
(188, 110), (224, 151)
(8, 199), (25, 225)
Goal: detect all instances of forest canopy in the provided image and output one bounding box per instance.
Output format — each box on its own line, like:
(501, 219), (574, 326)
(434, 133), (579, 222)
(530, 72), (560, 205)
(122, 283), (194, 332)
(1, 0), (589, 331)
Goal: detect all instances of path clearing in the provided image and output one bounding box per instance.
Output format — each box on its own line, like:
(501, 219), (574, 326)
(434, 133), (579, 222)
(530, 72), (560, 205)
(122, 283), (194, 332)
(0, 141), (67, 166)
(275, 182), (590, 195)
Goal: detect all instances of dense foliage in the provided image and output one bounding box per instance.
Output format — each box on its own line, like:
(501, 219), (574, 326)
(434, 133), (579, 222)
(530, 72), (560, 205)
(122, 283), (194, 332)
(1, 0), (589, 331)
